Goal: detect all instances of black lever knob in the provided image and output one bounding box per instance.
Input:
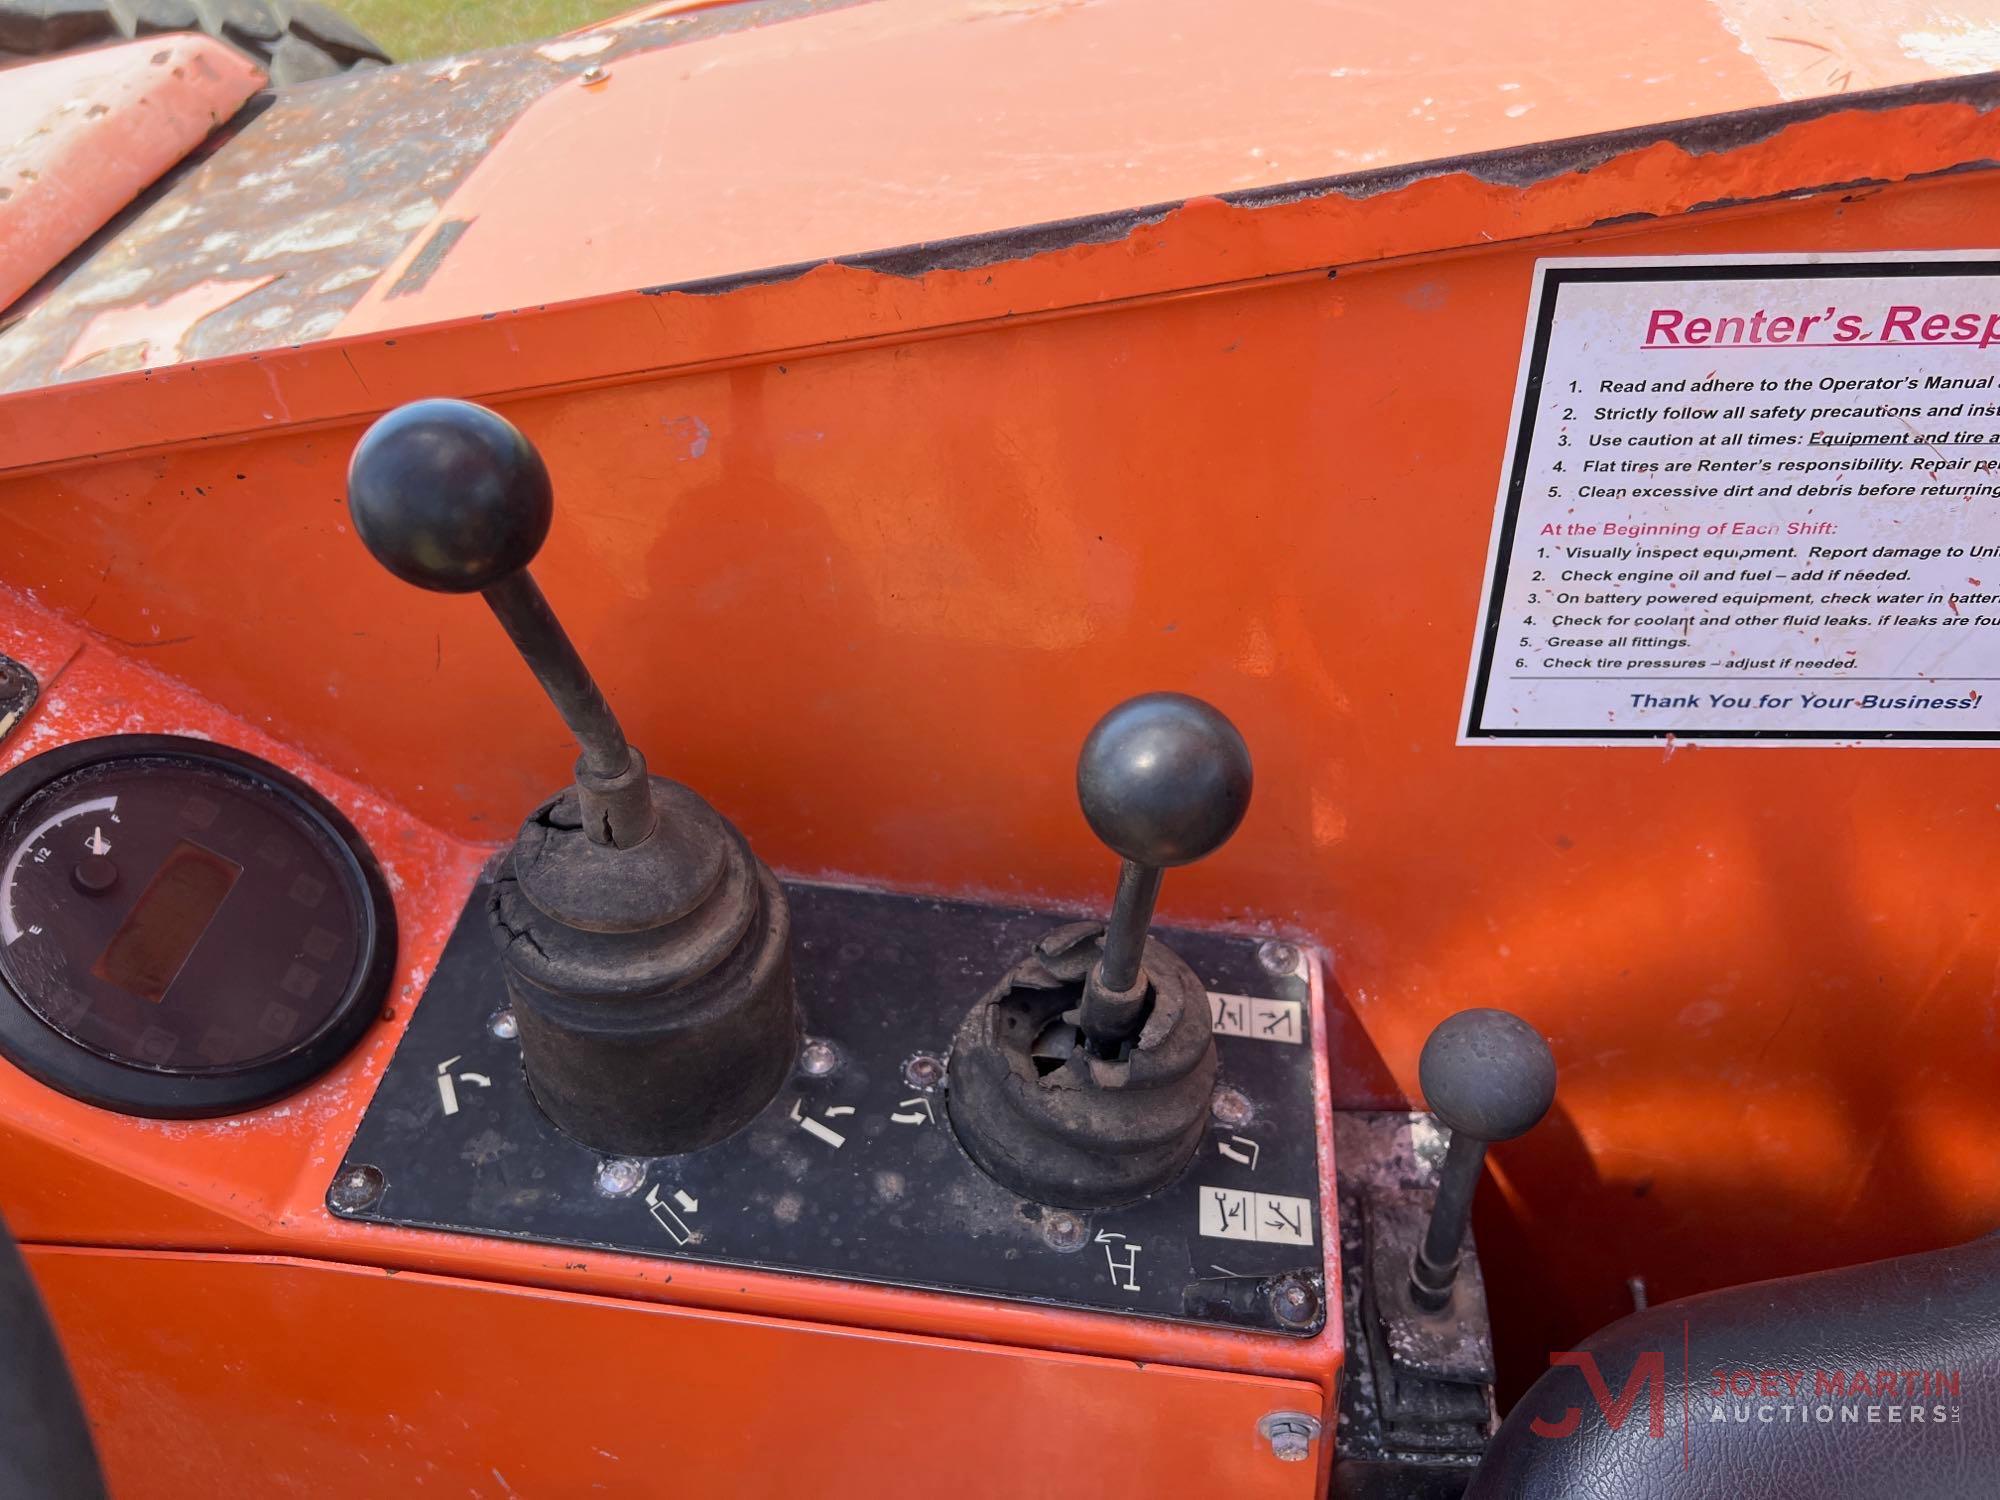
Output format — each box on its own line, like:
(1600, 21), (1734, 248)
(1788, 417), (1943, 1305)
(348, 399), (650, 846)
(1409, 1008), (1557, 1311)
(1074, 693), (1251, 1048)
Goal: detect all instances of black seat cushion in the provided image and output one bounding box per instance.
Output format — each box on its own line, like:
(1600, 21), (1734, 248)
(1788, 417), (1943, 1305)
(0, 1214), (103, 1499)
(1468, 1233), (2000, 1499)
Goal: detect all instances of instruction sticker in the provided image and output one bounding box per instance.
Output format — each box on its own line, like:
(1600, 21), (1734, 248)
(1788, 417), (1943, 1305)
(1198, 1186), (1314, 1247)
(1208, 992), (1304, 1045)
(1463, 254), (2000, 746)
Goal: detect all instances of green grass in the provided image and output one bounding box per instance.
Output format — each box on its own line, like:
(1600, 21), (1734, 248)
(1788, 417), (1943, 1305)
(341, 0), (640, 61)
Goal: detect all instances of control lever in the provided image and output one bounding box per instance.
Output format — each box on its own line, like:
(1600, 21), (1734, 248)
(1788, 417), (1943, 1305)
(348, 399), (798, 1156)
(345, 396), (653, 846)
(948, 693), (1252, 1208)
(1075, 694), (1254, 1054)
(1409, 1008), (1556, 1311)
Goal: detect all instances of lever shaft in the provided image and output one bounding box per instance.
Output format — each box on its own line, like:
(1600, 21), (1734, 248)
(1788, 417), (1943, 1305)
(482, 572), (632, 781)
(1096, 860), (1163, 996)
(1410, 1130), (1484, 1309)
(1406, 1008), (1557, 1312)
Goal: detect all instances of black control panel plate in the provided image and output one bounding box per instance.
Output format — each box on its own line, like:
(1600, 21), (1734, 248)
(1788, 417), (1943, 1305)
(334, 881), (1325, 1335)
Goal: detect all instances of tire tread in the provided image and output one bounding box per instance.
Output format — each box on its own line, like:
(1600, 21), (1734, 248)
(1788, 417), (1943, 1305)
(0, 0), (387, 77)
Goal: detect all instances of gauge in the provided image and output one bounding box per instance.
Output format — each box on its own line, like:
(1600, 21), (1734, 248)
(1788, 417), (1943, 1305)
(0, 735), (396, 1117)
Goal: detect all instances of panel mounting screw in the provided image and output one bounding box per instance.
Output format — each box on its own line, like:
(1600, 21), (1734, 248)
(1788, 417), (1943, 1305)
(1211, 1085), (1253, 1128)
(329, 1164), (384, 1213)
(1257, 940), (1301, 977)
(1270, 1274), (1320, 1328)
(1040, 1210), (1088, 1252)
(1257, 1411), (1321, 1462)
(902, 1052), (945, 1091)
(799, 1038), (840, 1077)
(488, 1008), (519, 1041)
(594, 1157), (647, 1198)
(580, 64), (608, 85)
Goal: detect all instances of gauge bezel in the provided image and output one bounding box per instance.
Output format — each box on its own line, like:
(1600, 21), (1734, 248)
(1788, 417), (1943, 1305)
(0, 735), (397, 1118)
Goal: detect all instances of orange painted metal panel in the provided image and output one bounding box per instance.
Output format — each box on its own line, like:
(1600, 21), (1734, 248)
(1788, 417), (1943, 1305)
(0, 162), (1995, 1383)
(27, 1248), (1326, 1498)
(0, 38), (265, 314)
(337, 0), (1784, 334)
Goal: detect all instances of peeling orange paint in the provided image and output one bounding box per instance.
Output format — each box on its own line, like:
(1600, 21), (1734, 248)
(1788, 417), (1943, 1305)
(60, 276), (280, 374)
(1713, 0), (2000, 97)
(0, 37), (264, 314)
(6, 90), (2000, 472)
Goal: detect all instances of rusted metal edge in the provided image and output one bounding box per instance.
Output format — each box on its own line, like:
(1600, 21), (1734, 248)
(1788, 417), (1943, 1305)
(647, 69), (2000, 298)
(1234, 69), (2000, 206)
(9, 71), (2000, 479)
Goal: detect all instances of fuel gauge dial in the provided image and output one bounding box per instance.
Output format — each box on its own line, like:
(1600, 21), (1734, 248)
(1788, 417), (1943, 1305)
(0, 736), (396, 1117)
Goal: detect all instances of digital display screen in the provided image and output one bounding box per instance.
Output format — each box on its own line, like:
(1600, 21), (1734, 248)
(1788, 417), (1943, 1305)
(92, 841), (241, 1003)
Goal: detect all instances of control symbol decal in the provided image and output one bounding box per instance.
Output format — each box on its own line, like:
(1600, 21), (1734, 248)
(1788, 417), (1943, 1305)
(1208, 993), (1303, 1045)
(434, 1056), (492, 1116)
(1217, 1134), (1260, 1170)
(1095, 1230), (1142, 1292)
(1198, 1186), (1314, 1246)
(790, 1097), (847, 1149)
(889, 1096), (935, 1126)
(644, 1183), (696, 1246)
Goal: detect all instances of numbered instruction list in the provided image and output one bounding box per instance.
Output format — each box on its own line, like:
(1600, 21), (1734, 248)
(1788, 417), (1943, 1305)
(1464, 256), (2000, 744)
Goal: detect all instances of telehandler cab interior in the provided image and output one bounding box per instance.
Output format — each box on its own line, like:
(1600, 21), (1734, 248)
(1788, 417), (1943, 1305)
(2, 1), (2000, 1495)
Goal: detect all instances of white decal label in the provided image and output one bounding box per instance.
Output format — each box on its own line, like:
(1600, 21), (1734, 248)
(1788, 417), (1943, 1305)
(1209, 993), (1303, 1044)
(644, 1183), (696, 1246)
(1095, 1231), (1142, 1291)
(790, 1097), (847, 1149)
(434, 1056), (491, 1116)
(1465, 253), (2000, 746)
(1217, 1134), (1261, 1170)
(1198, 1186), (1314, 1246)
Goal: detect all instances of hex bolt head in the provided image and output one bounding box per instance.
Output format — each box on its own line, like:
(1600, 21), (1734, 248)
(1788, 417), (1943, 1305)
(1257, 939), (1301, 977)
(1270, 1274), (1320, 1328)
(328, 1164), (385, 1213)
(1211, 1085), (1254, 1128)
(799, 1038), (840, 1078)
(1257, 1411), (1322, 1463)
(593, 1158), (647, 1198)
(1040, 1210), (1089, 1252)
(902, 1053), (945, 1091)
(488, 1008), (519, 1041)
